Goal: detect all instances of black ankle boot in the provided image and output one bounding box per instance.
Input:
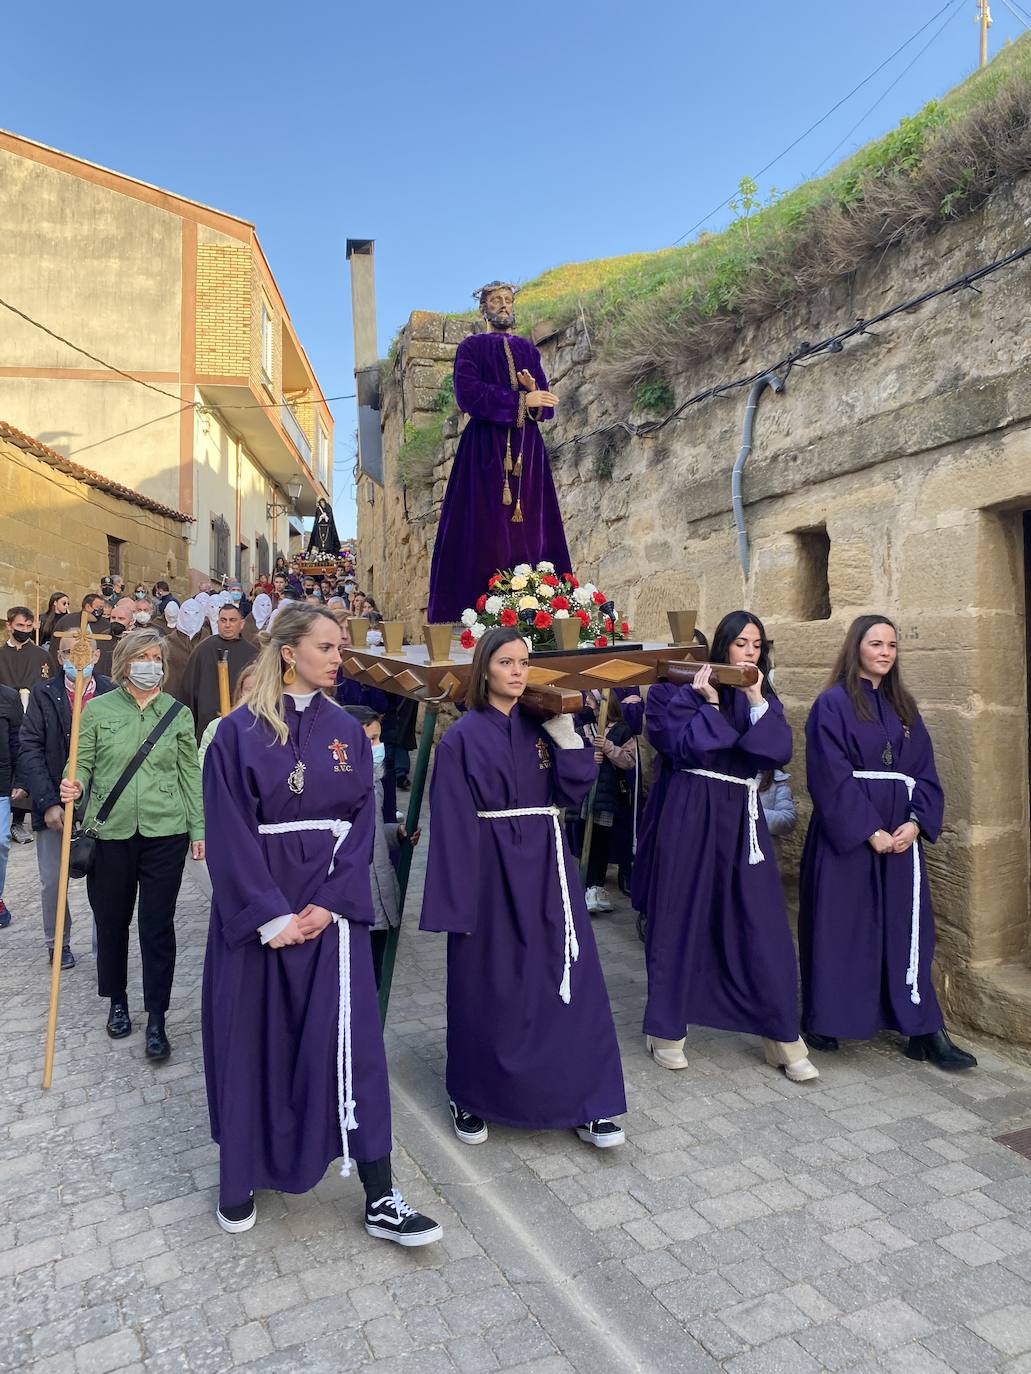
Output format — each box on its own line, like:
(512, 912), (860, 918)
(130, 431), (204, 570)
(145, 1013), (171, 1061)
(804, 1029), (839, 1052)
(106, 998), (131, 1039)
(904, 1028), (977, 1072)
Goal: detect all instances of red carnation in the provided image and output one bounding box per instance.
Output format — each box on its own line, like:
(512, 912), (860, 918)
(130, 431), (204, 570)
(563, 574), (579, 588)
(592, 590), (606, 605)
(594, 636), (608, 648)
(500, 608), (518, 627)
(551, 595), (570, 611)
(604, 616), (613, 632)
(460, 629), (475, 649)
(476, 594), (487, 612)
(575, 610), (590, 626)
(489, 574), (502, 588)
(541, 574), (560, 588)
(620, 621), (629, 635)
(533, 610), (553, 629)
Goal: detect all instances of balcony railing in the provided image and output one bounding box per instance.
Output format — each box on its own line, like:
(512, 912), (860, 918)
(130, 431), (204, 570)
(281, 403), (312, 467)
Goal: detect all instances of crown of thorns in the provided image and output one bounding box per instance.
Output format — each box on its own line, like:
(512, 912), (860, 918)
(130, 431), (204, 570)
(473, 281), (519, 307)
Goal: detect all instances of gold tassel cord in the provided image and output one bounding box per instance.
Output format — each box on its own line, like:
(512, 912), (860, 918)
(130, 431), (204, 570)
(512, 497), (523, 523)
(503, 479), (513, 506)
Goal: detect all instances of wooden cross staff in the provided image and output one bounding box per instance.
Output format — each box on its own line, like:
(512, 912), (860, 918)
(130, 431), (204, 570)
(42, 610), (111, 1089)
(217, 650), (231, 717)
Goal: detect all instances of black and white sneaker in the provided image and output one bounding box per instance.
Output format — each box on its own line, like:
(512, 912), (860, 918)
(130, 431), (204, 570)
(576, 1119), (626, 1149)
(364, 1190), (442, 1247)
(216, 1195), (256, 1233)
(449, 1100), (488, 1145)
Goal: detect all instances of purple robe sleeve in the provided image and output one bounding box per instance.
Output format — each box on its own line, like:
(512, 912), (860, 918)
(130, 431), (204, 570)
(547, 739), (597, 809)
(454, 338), (520, 426)
(646, 682), (741, 766)
(524, 345), (555, 424)
(735, 697), (792, 770)
(908, 715), (944, 844)
(420, 735), (482, 934)
(804, 693), (884, 856)
(203, 722), (293, 947)
(617, 691), (645, 737)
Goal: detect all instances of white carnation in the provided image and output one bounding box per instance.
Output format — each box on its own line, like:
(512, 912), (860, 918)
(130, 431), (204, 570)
(460, 608), (478, 627)
(535, 561), (555, 574)
(572, 587), (592, 606)
(554, 609), (570, 620)
(537, 583), (555, 599)
(583, 583), (597, 596)
(470, 622), (486, 639)
(484, 595), (503, 615)
(513, 563), (532, 577)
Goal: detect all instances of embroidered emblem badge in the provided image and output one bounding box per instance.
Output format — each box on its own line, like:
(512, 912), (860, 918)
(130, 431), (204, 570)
(328, 738), (352, 773)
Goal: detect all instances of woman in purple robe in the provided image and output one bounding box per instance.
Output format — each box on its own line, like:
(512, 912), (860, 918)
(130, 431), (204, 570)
(799, 615), (976, 1070)
(201, 603), (442, 1242)
(419, 627), (626, 1147)
(426, 283), (571, 623)
(642, 612), (818, 1082)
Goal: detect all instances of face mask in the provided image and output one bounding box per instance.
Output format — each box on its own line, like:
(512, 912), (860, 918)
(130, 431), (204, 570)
(230, 590), (242, 603)
(11, 628), (33, 644)
(109, 622), (126, 638)
(63, 660), (93, 682)
(133, 611), (151, 625)
(135, 592), (147, 601)
(91, 607), (105, 619)
(128, 661), (163, 690)
(370, 743), (386, 770)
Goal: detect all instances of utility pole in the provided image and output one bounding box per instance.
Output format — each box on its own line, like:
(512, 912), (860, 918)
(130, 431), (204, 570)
(977, 0), (992, 68)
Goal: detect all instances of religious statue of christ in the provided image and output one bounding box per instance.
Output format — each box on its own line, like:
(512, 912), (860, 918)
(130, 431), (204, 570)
(426, 281), (572, 624)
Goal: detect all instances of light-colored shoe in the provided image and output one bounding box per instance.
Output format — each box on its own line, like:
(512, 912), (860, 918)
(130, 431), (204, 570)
(763, 1038), (820, 1083)
(646, 1035), (689, 1070)
(585, 886), (603, 914)
(590, 886), (614, 912)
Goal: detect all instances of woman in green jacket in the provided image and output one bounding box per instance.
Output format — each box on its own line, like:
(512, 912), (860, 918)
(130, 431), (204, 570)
(60, 628), (204, 1060)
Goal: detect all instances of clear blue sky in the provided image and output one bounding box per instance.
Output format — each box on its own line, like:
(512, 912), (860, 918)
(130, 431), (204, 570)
(5, 0), (1026, 532)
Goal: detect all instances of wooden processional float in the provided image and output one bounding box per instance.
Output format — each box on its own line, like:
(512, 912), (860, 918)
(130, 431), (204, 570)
(337, 610), (758, 1022)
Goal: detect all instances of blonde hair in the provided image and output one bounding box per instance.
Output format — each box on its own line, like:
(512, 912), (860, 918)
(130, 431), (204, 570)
(246, 602), (341, 744)
(111, 627), (166, 684)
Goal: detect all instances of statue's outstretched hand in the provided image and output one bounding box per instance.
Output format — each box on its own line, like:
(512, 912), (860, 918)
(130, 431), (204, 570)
(516, 369), (535, 391)
(525, 389), (559, 409)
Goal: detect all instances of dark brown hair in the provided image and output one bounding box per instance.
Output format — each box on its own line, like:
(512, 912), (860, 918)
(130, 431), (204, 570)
(825, 614), (918, 725)
(466, 627), (527, 711)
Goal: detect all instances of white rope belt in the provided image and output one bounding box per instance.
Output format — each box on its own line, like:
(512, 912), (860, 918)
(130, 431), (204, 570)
(852, 770), (921, 1006)
(257, 818), (358, 1175)
(682, 769), (765, 864)
(475, 805), (579, 1004)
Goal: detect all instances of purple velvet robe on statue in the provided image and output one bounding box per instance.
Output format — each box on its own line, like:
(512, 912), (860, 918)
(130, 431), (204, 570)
(202, 700), (391, 1206)
(419, 705), (626, 1129)
(642, 684), (801, 1042)
(426, 332), (572, 623)
(798, 683), (945, 1039)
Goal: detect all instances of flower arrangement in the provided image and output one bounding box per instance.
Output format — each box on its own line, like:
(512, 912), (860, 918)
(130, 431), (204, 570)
(458, 563), (630, 651)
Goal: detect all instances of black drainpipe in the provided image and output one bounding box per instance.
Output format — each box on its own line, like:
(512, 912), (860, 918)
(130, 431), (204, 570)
(732, 372), (785, 577)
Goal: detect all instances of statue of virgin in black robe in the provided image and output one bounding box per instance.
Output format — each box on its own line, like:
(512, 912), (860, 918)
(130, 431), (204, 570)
(307, 498), (340, 557)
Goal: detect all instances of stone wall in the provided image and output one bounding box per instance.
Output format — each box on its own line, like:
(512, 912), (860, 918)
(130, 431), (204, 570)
(0, 430), (189, 613)
(357, 176), (1031, 1045)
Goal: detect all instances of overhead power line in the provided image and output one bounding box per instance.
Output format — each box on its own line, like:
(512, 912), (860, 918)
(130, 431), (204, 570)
(671, 0), (963, 247)
(544, 240), (1031, 459)
(0, 292), (354, 413)
(813, 0), (965, 175)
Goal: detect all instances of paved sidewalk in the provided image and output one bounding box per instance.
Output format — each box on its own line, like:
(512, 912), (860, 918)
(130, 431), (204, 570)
(5, 835), (1031, 1373)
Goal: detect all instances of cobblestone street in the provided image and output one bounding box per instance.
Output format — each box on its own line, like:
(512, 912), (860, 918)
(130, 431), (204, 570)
(6, 834), (1031, 1373)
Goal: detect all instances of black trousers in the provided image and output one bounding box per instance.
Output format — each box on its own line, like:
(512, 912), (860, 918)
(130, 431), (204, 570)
(585, 824), (611, 888)
(87, 831), (189, 1013)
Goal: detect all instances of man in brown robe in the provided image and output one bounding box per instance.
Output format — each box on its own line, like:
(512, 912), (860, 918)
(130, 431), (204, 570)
(180, 604), (257, 742)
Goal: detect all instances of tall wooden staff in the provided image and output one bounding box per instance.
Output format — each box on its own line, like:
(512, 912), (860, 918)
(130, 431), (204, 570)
(42, 611), (110, 1089)
(217, 650), (231, 717)
(578, 687), (612, 886)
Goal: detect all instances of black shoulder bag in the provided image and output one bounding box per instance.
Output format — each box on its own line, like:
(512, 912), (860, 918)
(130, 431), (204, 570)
(69, 701), (187, 879)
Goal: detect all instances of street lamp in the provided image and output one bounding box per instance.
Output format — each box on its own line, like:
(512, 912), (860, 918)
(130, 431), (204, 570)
(266, 475), (304, 520)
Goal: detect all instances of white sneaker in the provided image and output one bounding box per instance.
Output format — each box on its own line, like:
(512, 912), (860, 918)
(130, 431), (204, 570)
(592, 887), (614, 912)
(586, 886), (612, 913)
(783, 1056), (820, 1083)
(216, 1196), (256, 1233)
(646, 1035), (689, 1070)
(763, 1039), (820, 1083)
